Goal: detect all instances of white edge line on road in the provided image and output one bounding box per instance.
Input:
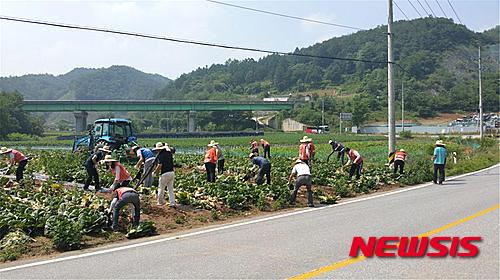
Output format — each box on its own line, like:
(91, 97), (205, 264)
(1, 163), (498, 273)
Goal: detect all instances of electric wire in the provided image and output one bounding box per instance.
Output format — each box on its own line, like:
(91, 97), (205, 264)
(415, 0), (430, 15)
(434, 0), (448, 18)
(446, 0), (463, 24)
(0, 15), (388, 66)
(394, 1), (412, 21)
(423, 0), (437, 17)
(407, 0), (423, 17)
(206, 0), (365, 31)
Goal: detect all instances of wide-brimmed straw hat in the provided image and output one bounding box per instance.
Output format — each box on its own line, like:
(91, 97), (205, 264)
(209, 140), (219, 146)
(0, 147), (12, 154)
(98, 145), (112, 153)
(435, 140), (446, 146)
(300, 136), (312, 143)
(399, 149), (406, 152)
(101, 155), (118, 163)
(328, 140), (333, 144)
(248, 153), (256, 158)
(153, 142), (170, 151)
(294, 159), (304, 164)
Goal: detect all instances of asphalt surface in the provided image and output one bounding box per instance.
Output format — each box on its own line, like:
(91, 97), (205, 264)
(0, 166), (498, 279)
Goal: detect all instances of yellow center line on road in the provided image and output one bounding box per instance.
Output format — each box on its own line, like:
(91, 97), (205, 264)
(288, 204), (500, 280)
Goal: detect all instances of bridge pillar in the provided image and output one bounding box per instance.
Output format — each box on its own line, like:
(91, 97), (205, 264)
(188, 110), (196, 132)
(74, 111), (88, 133)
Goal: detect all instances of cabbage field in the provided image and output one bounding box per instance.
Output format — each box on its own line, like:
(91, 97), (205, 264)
(0, 135), (498, 262)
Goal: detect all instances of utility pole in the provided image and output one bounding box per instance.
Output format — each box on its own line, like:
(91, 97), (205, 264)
(387, 0), (396, 153)
(478, 46), (483, 139)
(401, 82), (404, 132)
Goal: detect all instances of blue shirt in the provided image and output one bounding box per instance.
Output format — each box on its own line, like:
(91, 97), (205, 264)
(433, 147), (447, 165)
(252, 156), (270, 167)
(139, 148), (154, 160)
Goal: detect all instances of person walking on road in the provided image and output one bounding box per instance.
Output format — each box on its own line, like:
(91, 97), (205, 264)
(432, 140), (447, 185)
(131, 145), (155, 188)
(83, 145), (111, 192)
(393, 149), (407, 175)
(298, 136), (312, 165)
(260, 138), (271, 158)
(249, 153), (271, 185)
(204, 141), (218, 182)
(0, 147), (28, 184)
(327, 140), (345, 164)
(102, 155), (132, 190)
(288, 159), (314, 207)
(344, 147), (363, 179)
(152, 142), (176, 207)
(250, 139), (259, 155)
(108, 185), (140, 231)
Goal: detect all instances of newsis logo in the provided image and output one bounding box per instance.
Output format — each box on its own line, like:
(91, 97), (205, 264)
(349, 236), (481, 257)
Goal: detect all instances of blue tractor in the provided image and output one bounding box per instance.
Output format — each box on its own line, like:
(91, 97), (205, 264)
(73, 118), (138, 153)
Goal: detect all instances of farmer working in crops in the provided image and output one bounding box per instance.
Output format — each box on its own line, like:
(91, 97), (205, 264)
(432, 140), (447, 185)
(344, 147), (363, 179)
(288, 159), (314, 207)
(102, 155), (132, 190)
(152, 142), (176, 207)
(210, 140), (225, 174)
(0, 147), (28, 183)
(108, 184), (140, 231)
(131, 145), (155, 188)
(249, 153), (271, 185)
(393, 149), (407, 175)
(260, 138), (271, 158)
(204, 141), (218, 182)
(250, 139), (259, 155)
(298, 136), (312, 165)
(327, 140), (345, 164)
(83, 145), (111, 192)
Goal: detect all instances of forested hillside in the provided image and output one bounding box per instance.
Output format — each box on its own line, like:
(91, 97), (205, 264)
(0, 65), (170, 100)
(156, 18), (498, 127)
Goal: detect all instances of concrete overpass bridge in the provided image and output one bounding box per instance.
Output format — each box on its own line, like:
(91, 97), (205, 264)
(22, 100), (294, 132)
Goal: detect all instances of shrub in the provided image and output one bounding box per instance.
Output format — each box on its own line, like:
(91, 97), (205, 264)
(51, 219), (83, 251)
(399, 130), (413, 139)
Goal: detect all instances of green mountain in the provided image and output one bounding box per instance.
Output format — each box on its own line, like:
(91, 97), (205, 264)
(157, 18), (499, 123)
(0, 65), (171, 100)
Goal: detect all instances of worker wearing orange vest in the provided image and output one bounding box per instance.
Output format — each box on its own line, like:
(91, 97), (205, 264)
(344, 147), (363, 179)
(250, 139), (259, 155)
(101, 155), (132, 190)
(393, 149), (407, 175)
(298, 136), (312, 165)
(260, 138), (271, 158)
(204, 142), (218, 182)
(108, 186), (140, 230)
(0, 147), (28, 183)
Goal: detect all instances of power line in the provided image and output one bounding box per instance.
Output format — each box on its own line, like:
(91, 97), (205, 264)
(206, 0), (365, 31)
(434, 0), (448, 18)
(0, 15), (388, 66)
(415, 0), (430, 15)
(394, 1), (412, 21)
(407, 0), (423, 17)
(446, 0), (463, 24)
(423, 0), (437, 17)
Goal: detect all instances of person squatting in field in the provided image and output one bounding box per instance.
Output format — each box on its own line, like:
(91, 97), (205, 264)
(0, 147), (28, 184)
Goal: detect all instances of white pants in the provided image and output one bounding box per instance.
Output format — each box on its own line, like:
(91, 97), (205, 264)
(158, 171), (175, 206)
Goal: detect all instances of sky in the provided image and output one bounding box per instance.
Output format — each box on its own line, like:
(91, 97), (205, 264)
(0, 0), (498, 79)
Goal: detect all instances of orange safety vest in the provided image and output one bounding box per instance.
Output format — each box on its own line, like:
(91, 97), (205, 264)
(204, 147), (217, 163)
(308, 143), (316, 155)
(299, 143), (309, 160)
(348, 149), (363, 164)
(116, 187), (136, 200)
(394, 151), (407, 161)
(111, 163), (132, 182)
(11, 150), (27, 163)
(251, 141), (259, 149)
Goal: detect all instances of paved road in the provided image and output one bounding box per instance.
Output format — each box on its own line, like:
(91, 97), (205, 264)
(1, 166), (498, 279)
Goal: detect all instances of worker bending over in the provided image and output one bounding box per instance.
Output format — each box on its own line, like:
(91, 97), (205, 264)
(249, 153), (271, 185)
(288, 159), (314, 207)
(344, 147), (363, 179)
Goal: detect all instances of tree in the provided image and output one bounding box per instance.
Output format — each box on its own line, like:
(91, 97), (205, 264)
(0, 91), (44, 139)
